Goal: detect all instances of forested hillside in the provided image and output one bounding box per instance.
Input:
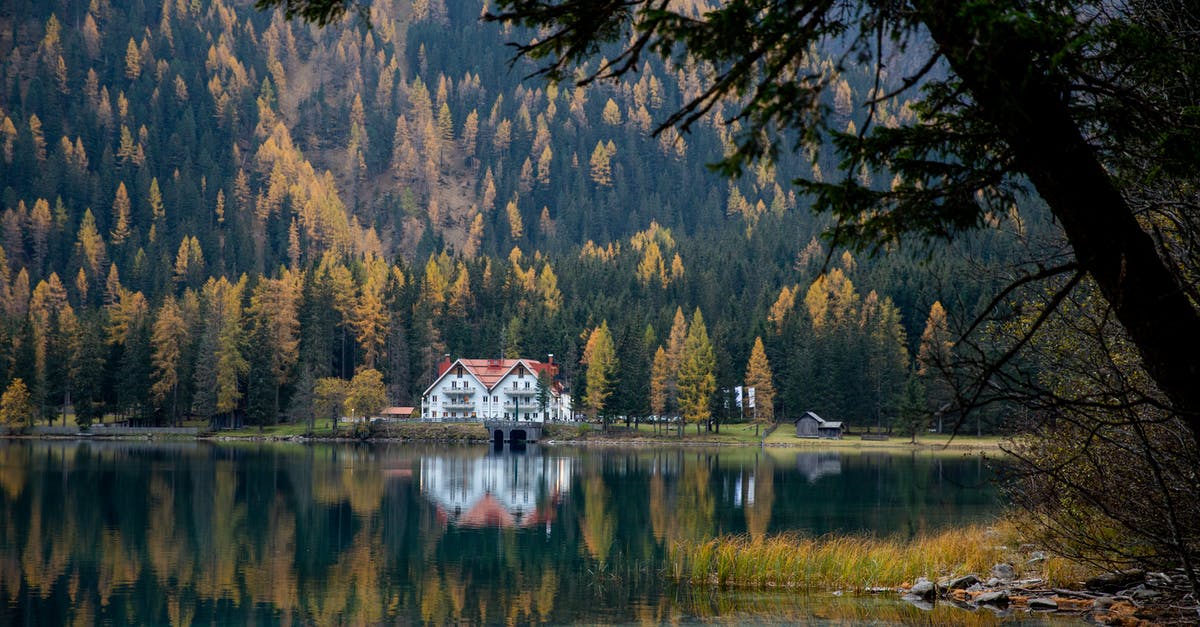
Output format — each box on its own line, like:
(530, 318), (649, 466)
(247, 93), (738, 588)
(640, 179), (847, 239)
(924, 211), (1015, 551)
(0, 0), (1039, 430)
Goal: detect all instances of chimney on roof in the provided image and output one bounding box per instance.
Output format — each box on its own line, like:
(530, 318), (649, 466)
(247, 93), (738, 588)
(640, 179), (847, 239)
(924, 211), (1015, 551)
(437, 354), (452, 377)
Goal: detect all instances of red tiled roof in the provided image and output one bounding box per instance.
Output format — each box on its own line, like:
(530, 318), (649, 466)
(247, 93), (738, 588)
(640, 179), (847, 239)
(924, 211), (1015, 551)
(457, 493), (516, 528)
(456, 359), (558, 390)
(445, 493), (557, 529)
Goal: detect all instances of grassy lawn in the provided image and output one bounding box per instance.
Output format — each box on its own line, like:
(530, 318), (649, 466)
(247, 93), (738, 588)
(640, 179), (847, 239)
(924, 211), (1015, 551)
(204, 420), (491, 442)
(546, 420), (774, 444)
(208, 422), (337, 438)
(762, 426), (1005, 451)
(554, 421), (1005, 451)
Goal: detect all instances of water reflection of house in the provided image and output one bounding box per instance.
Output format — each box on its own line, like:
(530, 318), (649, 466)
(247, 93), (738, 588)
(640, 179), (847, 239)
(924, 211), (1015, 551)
(420, 453), (572, 530)
(795, 452), (842, 483)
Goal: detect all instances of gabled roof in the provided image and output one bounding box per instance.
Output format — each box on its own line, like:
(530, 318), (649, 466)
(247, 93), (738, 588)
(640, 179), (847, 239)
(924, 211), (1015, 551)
(795, 411), (843, 429)
(423, 358), (559, 396)
(797, 411), (826, 424)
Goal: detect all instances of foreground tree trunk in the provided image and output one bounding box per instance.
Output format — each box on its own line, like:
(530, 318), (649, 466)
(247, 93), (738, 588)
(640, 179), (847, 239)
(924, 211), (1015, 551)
(922, 1), (1200, 447)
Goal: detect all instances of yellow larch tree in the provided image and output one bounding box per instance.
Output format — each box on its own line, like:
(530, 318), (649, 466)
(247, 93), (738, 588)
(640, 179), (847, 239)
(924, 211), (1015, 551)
(110, 182), (131, 245)
(150, 295), (189, 422)
(743, 336), (775, 431)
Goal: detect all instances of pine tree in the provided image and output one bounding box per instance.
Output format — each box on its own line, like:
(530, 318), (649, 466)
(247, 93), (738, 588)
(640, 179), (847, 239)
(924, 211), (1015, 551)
(150, 296), (188, 423)
(352, 269), (389, 369)
(75, 209), (107, 281)
(917, 300), (954, 432)
(147, 177), (164, 242)
(744, 336), (775, 432)
(678, 309), (716, 434)
(589, 141), (612, 186)
(124, 38), (141, 79)
(249, 272), (302, 419)
(0, 379), (35, 427)
(583, 321), (617, 427)
(110, 182), (132, 245)
(650, 346), (669, 419)
(664, 307), (687, 414)
(505, 198), (524, 240)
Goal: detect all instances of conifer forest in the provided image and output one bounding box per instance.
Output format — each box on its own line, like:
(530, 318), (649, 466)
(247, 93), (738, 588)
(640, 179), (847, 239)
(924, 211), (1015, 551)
(0, 0), (1037, 431)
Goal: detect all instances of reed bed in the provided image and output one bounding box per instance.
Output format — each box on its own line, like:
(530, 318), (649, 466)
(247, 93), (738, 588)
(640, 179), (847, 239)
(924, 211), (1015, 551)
(669, 522), (1089, 591)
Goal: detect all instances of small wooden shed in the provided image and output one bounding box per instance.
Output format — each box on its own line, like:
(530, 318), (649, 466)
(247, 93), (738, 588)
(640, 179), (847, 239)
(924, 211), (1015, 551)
(794, 411), (844, 439)
(378, 406), (416, 421)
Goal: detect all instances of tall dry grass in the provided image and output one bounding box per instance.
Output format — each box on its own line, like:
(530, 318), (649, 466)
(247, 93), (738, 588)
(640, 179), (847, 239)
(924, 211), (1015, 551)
(669, 520), (1093, 590)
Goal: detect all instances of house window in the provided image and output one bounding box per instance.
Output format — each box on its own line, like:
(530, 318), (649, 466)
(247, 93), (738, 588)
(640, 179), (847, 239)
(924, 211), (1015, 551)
(525, 381), (530, 389)
(451, 381), (457, 389)
(432, 395), (437, 403)
(504, 413), (509, 419)
(493, 395), (498, 403)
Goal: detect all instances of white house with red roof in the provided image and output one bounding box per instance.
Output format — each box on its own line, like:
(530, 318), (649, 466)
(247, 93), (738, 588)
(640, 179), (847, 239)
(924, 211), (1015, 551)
(420, 355), (571, 422)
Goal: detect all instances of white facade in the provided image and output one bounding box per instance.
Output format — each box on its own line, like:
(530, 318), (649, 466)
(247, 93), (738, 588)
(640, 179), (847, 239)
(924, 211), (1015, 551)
(420, 358), (570, 422)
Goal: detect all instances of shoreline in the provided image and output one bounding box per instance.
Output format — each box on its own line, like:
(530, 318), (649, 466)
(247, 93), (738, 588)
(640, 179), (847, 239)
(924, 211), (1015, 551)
(1, 421), (1006, 453)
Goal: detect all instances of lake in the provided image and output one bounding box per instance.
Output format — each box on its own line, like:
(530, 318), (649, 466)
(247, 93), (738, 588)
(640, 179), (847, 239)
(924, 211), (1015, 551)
(0, 440), (1048, 624)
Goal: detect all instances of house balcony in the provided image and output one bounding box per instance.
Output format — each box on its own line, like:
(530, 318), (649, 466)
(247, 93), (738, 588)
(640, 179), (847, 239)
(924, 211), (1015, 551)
(442, 400), (477, 411)
(504, 388), (537, 397)
(501, 402), (537, 411)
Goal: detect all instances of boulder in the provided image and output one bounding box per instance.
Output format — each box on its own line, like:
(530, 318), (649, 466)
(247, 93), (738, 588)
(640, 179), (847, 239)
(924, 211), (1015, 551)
(1027, 597), (1058, 610)
(901, 595), (934, 611)
(1125, 585), (1161, 601)
(991, 563), (1016, 581)
(909, 578), (937, 599)
(1085, 570), (1144, 592)
(975, 590), (1009, 606)
(947, 574), (980, 590)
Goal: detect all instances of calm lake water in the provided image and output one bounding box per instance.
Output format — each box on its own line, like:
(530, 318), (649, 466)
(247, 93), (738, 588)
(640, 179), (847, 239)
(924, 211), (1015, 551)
(0, 440), (1054, 624)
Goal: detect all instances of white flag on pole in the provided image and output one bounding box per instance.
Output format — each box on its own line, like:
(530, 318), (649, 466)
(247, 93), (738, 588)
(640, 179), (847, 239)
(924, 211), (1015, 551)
(734, 386), (743, 408)
(748, 387), (756, 408)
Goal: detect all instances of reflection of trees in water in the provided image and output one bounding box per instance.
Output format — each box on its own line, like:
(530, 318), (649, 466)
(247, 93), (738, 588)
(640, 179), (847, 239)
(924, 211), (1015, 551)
(0, 442), (999, 624)
(580, 475), (615, 562)
(744, 456), (775, 540)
